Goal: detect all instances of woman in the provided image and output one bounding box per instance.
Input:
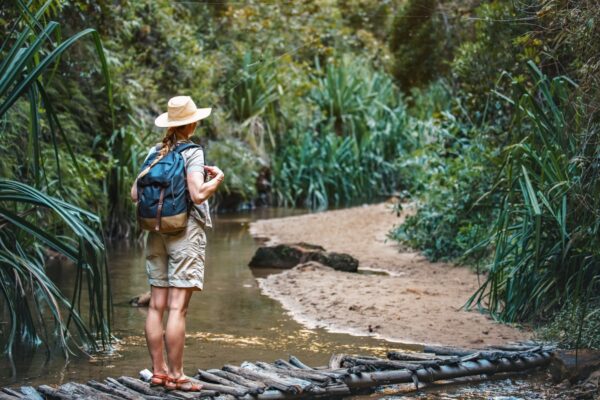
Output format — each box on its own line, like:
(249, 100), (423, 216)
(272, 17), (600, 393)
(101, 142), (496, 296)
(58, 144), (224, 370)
(130, 96), (224, 392)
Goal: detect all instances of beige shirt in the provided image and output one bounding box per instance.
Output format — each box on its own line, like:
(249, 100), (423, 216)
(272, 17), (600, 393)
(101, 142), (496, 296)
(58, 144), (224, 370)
(144, 141), (213, 229)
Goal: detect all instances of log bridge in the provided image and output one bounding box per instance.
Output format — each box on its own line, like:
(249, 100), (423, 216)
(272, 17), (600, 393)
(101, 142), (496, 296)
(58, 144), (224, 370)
(1, 343), (554, 399)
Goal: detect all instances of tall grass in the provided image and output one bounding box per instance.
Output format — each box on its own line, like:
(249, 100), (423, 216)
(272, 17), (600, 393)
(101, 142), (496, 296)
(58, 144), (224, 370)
(0, 0), (113, 360)
(272, 57), (409, 209)
(103, 121), (151, 239)
(227, 51), (279, 158)
(465, 61), (600, 322)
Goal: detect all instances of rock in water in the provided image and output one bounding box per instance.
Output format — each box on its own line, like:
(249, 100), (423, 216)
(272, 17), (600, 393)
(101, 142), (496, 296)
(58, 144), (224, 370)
(549, 349), (600, 384)
(248, 242), (358, 272)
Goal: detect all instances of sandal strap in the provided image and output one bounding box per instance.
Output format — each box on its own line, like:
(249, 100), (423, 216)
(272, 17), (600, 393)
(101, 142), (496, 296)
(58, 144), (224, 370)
(175, 377), (203, 391)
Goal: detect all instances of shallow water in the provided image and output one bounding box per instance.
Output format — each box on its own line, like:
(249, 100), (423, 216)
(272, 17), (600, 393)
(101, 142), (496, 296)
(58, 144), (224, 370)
(0, 206), (555, 398)
(0, 207), (408, 388)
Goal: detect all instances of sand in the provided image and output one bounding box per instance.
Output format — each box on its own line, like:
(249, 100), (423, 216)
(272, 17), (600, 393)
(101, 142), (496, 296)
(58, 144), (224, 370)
(248, 200), (531, 348)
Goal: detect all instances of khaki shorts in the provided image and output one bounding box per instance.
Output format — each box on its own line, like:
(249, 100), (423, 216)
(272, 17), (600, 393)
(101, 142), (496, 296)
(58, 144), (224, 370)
(145, 213), (206, 291)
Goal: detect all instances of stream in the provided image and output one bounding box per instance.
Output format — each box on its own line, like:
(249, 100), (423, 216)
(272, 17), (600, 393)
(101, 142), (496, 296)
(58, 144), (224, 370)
(0, 207), (555, 398)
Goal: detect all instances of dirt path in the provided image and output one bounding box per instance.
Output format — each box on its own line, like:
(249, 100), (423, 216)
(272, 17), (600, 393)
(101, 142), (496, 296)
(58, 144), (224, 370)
(248, 200), (531, 348)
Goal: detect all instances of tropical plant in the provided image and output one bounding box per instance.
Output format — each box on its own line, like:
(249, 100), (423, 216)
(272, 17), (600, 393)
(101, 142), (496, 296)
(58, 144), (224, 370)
(272, 123), (404, 209)
(389, 119), (496, 262)
(388, 0), (448, 90)
(272, 57), (409, 209)
(226, 51), (279, 159)
(0, 0), (113, 360)
(464, 62), (600, 322)
(204, 137), (262, 210)
(103, 120), (152, 239)
(310, 57), (366, 136)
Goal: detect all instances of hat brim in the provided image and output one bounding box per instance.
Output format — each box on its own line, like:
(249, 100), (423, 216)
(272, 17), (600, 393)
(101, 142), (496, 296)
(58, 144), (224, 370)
(154, 107), (212, 128)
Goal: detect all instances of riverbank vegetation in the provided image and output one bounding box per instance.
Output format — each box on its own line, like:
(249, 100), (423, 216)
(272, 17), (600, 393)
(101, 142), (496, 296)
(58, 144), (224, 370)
(0, 0), (598, 357)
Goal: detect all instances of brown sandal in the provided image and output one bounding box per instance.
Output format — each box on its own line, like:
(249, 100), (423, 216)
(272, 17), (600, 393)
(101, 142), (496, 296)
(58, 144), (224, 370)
(149, 373), (169, 387)
(165, 376), (203, 392)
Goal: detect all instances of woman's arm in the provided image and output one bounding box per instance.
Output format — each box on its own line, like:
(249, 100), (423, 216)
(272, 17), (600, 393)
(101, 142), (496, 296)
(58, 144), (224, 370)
(187, 165), (224, 204)
(131, 179), (138, 202)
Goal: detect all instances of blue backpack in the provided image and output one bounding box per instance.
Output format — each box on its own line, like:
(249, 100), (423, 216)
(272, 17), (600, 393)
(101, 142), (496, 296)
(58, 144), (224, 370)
(136, 142), (201, 233)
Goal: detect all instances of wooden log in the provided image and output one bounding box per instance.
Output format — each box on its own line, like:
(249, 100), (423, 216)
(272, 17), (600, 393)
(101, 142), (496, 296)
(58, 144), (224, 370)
(314, 366), (364, 376)
(241, 362), (314, 391)
(223, 364), (302, 393)
(255, 362), (331, 384)
(231, 383), (352, 400)
(325, 382), (353, 397)
(423, 345), (553, 365)
(60, 382), (119, 400)
(489, 343), (544, 352)
(104, 378), (157, 400)
(288, 356), (314, 370)
(16, 386), (43, 400)
(196, 369), (251, 393)
(422, 345), (476, 357)
(207, 369), (267, 392)
(0, 389), (25, 399)
(168, 387), (219, 399)
(304, 382), (352, 397)
(342, 356), (427, 371)
(387, 351), (461, 364)
(328, 354), (346, 370)
(184, 378), (246, 397)
(342, 351), (553, 389)
(37, 385), (76, 400)
(87, 380), (145, 400)
(274, 359), (301, 370)
(116, 376), (165, 397)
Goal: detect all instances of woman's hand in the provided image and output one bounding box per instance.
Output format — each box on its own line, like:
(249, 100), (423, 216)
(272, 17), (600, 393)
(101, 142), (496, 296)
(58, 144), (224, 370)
(204, 165), (225, 184)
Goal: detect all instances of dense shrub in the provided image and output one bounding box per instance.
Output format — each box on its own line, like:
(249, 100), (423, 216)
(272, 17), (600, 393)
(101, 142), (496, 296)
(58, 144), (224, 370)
(271, 56), (408, 209)
(388, 0), (448, 89)
(538, 301), (600, 350)
(205, 138), (262, 210)
(389, 113), (497, 261)
(465, 63), (600, 322)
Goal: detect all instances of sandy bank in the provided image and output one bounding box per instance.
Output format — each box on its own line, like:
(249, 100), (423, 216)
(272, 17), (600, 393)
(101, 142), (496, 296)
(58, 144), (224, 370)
(248, 200), (531, 348)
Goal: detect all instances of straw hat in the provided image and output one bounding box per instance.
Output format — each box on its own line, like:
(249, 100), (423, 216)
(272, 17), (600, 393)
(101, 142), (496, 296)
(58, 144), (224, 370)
(154, 96), (212, 128)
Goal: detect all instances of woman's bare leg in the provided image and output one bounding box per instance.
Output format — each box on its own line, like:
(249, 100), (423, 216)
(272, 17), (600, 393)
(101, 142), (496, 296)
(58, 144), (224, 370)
(165, 287), (194, 379)
(145, 285), (169, 375)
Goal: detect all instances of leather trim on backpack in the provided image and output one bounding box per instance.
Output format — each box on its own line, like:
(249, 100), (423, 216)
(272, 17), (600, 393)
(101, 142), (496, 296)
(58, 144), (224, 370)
(139, 212), (188, 233)
(155, 188), (166, 231)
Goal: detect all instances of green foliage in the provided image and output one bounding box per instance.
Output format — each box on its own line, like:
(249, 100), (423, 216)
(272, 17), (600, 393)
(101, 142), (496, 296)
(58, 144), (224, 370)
(228, 52), (279, 123)
(206, 138), (262, 208)
(0, 0), (113, 357)
(0, 180), (111, 357)
(388, 111), (498, 261)
(389, 0), (448, 89)
(103, 122), (152, 238)
(451, 0), (529, 119)
(405, 79), (454, 120)
(337, 0), (398, 40)
(534, 0), (600, 121)
(465, 62), (600, 322)
(538, 302), (600, 350)
(272, 56), (408, 209)
(2, 0), (599, 353)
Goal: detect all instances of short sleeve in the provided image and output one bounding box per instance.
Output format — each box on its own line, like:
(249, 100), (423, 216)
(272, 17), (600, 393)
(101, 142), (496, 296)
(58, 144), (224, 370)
(184, 147), (205, 174)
